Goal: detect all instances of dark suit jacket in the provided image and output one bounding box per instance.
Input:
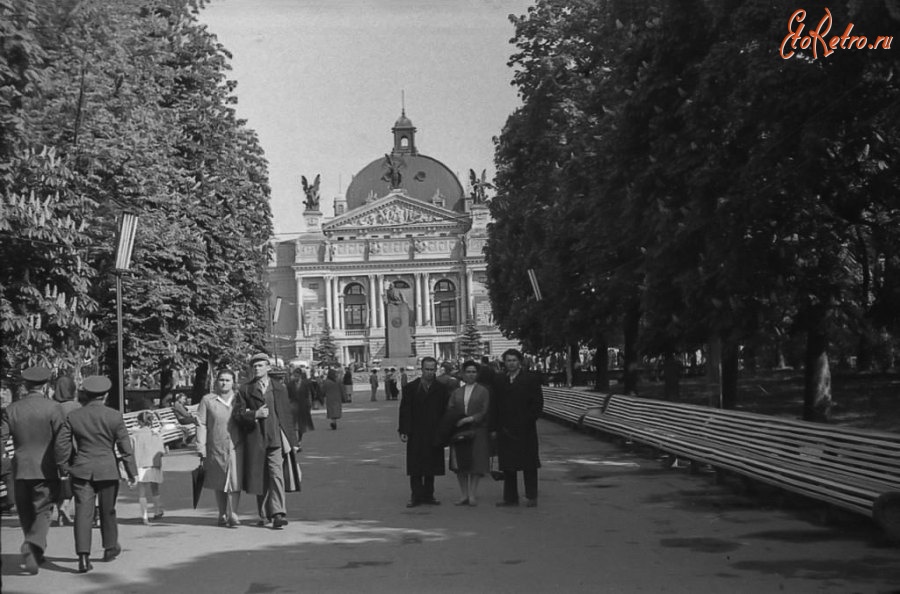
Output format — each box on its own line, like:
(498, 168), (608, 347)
(398, 378), (451, 476)
(233, 377), (298, 495)
(490, 371), (544, 471)
(0, 391), (64, 480)
(56, 399), (137, 481)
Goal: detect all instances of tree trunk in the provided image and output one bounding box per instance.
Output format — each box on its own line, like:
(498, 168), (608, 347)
(721, 339), (740, 409)
(623, 302), (640, 395)
(706, 335), (722, 407)
(662, 351), (680, 400)
(565, 343), (576, 388)
(803, 326), (833, 422)
(593, 334), (610, 392)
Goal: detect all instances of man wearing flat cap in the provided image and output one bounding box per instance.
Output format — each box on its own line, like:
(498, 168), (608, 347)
(0, 365), (64, 574)
(56, 375), (137, 573)
(232, 353), (299, 529)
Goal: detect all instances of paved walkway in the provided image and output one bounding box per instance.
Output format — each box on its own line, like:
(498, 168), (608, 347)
(3, 394), (898, 593)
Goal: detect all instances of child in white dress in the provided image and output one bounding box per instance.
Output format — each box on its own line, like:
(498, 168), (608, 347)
(131, 411), (166, 524)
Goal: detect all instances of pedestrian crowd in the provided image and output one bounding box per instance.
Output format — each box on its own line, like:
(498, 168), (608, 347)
(1, 348), (544, 578)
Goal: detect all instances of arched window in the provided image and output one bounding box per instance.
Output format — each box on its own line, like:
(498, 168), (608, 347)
(434, 279), (457, 327)
(343, 283), (367, 329)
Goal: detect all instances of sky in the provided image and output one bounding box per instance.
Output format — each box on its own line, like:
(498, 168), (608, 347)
(199, 0), (535, 237)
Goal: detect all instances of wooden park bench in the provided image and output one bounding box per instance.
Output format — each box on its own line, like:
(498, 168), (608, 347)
(123, 405), (198, 447)
(542, 387), (900, 542)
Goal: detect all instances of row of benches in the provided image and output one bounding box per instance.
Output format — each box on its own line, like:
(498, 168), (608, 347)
(541, 387), (900, 542)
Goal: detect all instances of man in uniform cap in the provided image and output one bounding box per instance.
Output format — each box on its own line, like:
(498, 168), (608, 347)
(56, 375), (137, 573)
(232, 353), (299, 529)
(0, 365), (65, 574)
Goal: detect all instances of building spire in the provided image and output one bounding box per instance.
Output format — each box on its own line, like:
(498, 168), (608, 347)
(401, 89), (405, 116)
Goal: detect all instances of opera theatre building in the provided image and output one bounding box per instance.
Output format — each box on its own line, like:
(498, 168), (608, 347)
(266, 111), (517, 367)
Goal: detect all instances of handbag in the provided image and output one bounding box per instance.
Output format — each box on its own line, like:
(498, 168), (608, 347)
(58, 475), (73, 502)
(451, 428), (476, 443)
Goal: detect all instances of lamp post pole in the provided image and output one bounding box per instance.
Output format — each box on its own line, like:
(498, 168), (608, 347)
(114, 212), (138, 415)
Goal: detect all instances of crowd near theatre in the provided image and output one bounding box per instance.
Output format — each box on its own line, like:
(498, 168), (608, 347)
(266, 111), (518, 367)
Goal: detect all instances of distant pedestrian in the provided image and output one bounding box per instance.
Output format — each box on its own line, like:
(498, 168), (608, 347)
(232, 353), (299, 529)
(287, 368), (315, 446)
(197, 368), (244, 527)
(387, 368), (400, 401)
(436, 361), (460, 392)
(342, 366), (354, 403)
(323, 368), (343, 429)
(0, 366), (65, 575)
(491, 349), (544, 508)
(56, 375), (137, 573)
(400, 367), (409, 390)
(369, 369), (379, 402)
(398, 357), (451, 507)
(131, 411), (166, 524)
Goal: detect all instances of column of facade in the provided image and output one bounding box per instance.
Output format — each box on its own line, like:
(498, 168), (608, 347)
(376, 273), (385, 328)
(295, 275), (305, 337)
(368, 274), (377, 329)
(427, 274), (436, 326)
(324, 275), (334, 330)
(414, 272), (422, 325)
(334, 277), (343, 330)
(466, 269), (474, 323)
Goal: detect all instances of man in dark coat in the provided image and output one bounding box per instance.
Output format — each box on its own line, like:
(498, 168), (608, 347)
(491, 349), (544, 507)
(398, 357), (450, 507)
(56, 375), (137, 573)
(0, 366), (64, 574)
(232, 353), (299, 529)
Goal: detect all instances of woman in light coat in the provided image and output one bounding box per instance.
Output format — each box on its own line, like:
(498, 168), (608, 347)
(196, 368), (244, 527)
(446, 360), (491, 506)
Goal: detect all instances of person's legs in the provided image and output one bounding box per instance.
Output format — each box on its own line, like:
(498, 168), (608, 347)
(72, 478), (96, 554)
(469, 474), (482, 505)
(502, 470), (519, 504)
(455, 473), (468, 504)
(95, 480), (120, 551)
(523, 469), (538, 502)
(422, 476), (436, 502)
(227, 491), (242, 525)
(13, 480), (36, 547)
(137, 483), (150, 522)
(214, 490), (227, 523)
(264, 447), (286, 519)
(408, 475), (423, 504)
(150, 482), (163, 517)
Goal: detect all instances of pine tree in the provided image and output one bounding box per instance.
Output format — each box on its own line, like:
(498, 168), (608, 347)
(313, 321), (339, 366)
(457, 318), (483, 361)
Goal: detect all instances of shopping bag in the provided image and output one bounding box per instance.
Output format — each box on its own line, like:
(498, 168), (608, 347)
(191, 462), (205, 508)
(284, 448), (302, 493)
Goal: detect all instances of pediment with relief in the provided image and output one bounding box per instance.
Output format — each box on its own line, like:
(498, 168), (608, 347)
(323, 191), (467, 233)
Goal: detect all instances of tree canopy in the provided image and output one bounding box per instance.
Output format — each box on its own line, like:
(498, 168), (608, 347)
(487, 0), (900, 419)
(2, 0), (272, 383)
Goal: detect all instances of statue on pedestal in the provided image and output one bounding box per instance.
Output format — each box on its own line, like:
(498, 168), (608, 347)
(382, 154), (405, 189)
(301, 174), (321, 211)
(469, 168), (494, 204)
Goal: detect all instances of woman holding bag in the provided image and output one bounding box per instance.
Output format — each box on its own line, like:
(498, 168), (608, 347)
(445, 360), (491, 506)
(196, 368), (244, 527)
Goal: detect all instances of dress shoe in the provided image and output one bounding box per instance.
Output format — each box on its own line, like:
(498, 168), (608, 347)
(227, 516), (241, 528)
(524, 498), (538, 508)
(21, 544), (39, 575)
(454, 498), (469, 506)
(495, 500), (519, 507)
(405, 500), (420, 508)
(272, 514), (288, 529)
(77, 553), (93, 573)
(256, 517), (271, 527)
(153, 510), (165, 520)
(102, 544), (122, 562)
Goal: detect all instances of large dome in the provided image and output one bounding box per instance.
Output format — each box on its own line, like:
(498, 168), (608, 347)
(345, 153), (465, 212)
(345, 111), (466, 212)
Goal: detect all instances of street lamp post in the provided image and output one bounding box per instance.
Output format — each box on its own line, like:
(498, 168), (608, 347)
(114, 213), (138, 414)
